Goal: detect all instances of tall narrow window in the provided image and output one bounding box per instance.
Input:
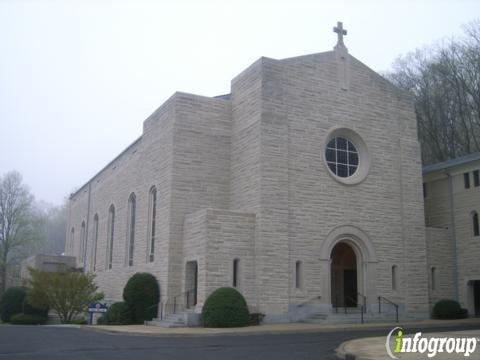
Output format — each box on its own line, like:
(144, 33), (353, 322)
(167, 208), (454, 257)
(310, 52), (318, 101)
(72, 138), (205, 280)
(391, 265), (397, 291)
(70, 227), (75, 255)
(148, 186), (157, 262)
(473, 211), (479, 237)
(107, 205), (115, 269)
(127, 193), (136, 266)
(464, 172), (471, 189)
(423, 183), (427, 198)
(80, 221), (86, 265)
(233, 259), (240, 288)
(431, 267), (436, 291)
(474, 170), (480, 187)
(295, 261), (303, 289)
(92, 214), (99, 272)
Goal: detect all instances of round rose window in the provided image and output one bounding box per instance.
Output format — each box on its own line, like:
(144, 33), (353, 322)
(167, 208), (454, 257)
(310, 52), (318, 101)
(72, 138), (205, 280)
(325, 136), (359, 178)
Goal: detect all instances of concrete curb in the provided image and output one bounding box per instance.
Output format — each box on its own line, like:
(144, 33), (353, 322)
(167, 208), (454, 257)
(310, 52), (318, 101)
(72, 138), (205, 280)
(81, 318), (480, 338)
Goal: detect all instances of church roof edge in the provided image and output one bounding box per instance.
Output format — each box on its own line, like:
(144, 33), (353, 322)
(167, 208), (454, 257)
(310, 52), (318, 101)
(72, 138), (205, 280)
(69, 136), (143, 200)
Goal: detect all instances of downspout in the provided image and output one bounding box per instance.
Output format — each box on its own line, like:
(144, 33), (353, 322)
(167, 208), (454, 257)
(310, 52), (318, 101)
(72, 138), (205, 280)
(84, 182), (92, 271)
(444, 170), (459, 301)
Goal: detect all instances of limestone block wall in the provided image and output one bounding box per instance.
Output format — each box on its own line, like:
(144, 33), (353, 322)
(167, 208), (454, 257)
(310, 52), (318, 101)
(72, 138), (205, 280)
(230, 59), (263, 213)
(204, 209), (256, 310)
(167, 93), (232, 301)
(67, 94), (177, 304)
(425, 227), (455, 308)
(257, 51), (430, 316)
(183, 209), (256, 311)
(182, 209), (208, 310)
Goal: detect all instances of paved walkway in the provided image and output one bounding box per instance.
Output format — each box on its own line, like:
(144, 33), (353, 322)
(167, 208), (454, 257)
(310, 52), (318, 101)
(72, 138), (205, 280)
(336, 329), (480, 359)
(84, 318), (480, 337)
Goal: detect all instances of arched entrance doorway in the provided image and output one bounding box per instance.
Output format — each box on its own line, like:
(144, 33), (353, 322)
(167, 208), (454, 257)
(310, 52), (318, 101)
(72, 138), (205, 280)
(331, 242), (357, 308)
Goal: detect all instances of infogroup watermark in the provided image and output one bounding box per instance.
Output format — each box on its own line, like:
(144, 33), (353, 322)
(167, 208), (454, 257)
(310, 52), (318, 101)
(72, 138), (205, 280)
(385, 327), (479, 358)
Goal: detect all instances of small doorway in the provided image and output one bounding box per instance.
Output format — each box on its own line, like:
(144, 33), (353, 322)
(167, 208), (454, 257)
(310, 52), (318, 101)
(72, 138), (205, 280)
(331, 242), (358, 308)
(185, 261), (198, 308)
(474, 281), (480, 317)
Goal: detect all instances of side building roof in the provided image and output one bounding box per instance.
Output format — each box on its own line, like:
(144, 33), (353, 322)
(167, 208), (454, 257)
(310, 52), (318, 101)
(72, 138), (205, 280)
(423, 152), (480, 175)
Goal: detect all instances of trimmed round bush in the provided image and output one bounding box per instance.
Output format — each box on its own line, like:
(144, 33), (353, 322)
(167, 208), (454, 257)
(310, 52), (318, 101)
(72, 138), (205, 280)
(202, 287), (250, 328)
(432, 299), (462, 319)
(10, 313), (47, 325)
(101, 301), (133, 325)
(0, 287), (27, 322)
(123, 273), (160, 323)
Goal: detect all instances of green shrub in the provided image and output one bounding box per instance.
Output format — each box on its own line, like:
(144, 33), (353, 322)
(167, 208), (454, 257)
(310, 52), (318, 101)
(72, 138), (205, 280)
(96, 315), (106, 325)
(432, 299), (462, 319)
(459, 308), (469, 319)
(23, 300), (49, 318)
(10, 313), (47, 325)
(101, 301), (133, 325)
(71, 318), (88, 325)
(0, 287), (27, 322)
(123, 273), (159, 323)
(202, 287), (250, 328)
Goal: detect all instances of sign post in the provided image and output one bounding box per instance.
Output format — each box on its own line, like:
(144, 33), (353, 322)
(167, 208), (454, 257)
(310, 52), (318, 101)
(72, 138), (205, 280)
(87, 303), (108, 325)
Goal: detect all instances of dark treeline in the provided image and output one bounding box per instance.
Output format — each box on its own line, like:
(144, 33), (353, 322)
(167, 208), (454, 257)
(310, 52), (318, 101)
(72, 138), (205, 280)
(387, 20), (480, 165)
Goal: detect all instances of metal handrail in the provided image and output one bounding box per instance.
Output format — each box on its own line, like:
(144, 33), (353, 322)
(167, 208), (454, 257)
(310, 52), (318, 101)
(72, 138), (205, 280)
(296, 295), (322, 308)
(357, 291), (367, 314)
(378, 296), (399, 323)
(160, 288), (196, 320)
(343, 295), (357, 313)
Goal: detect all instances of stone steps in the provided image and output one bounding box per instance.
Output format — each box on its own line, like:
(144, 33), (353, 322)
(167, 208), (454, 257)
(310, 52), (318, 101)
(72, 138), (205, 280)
(301, 307), (399, 324)
(147, 313), (187, 328)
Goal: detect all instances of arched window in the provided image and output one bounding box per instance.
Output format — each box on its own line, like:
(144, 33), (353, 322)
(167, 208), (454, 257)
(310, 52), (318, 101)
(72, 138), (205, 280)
(391, 265), (397, 291)
(147, 186), (157, 262)
(70, 227), (75, 255)
(127, 193), (136, 266)
(80, 221), (86, 265)
(233, 258), (240, 288)
(107, 205), (115, 269)
(92, 214), (99, 272)
(295, 260), (303, 289)
(431, 267), (436, 291)
(472, 211), (479, 237)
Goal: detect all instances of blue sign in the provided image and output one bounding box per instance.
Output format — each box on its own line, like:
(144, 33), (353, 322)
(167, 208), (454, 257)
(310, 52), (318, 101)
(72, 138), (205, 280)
(88, 302), (108, 313)
(88, 303), (108, 325)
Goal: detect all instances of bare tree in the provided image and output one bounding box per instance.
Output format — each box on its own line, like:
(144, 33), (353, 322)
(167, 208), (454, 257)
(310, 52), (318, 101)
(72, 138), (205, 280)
(387, 20), (480, 165)
(34, 200), (67, 256)
(0, 171), (36, 295)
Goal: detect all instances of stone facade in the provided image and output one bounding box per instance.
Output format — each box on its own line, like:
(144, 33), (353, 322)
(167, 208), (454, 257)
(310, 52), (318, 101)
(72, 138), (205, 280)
(66, 36), (432, 322)
(424, 154), (480, 316)
(20, 254), (77, 283)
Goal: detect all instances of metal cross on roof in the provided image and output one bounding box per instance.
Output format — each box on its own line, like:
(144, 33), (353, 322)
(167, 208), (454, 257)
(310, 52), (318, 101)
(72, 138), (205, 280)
(333, 21), (347, 46)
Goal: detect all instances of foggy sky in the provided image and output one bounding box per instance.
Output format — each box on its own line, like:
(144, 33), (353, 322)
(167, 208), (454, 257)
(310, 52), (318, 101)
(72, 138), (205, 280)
(1, 0), (479, 205)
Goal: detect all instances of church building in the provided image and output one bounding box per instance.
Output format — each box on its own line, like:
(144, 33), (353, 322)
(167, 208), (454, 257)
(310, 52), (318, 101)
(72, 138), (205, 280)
(66, 23), (434, 324)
